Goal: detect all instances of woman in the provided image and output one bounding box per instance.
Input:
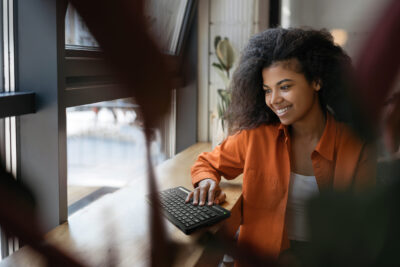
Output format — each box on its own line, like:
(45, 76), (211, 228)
(186, 28), (376, 260)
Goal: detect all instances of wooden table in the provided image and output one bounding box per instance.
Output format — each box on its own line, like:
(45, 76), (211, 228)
(0, 143), (243, 267)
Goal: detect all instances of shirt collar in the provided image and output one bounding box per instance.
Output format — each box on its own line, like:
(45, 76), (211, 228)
(276, 112), (337, 161)
(277, 123), (289, 140)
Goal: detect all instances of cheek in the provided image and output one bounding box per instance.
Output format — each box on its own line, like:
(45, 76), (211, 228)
(264, 95), (271, 107)
(296, 91), (315, 109)
(304, 89), (316, 102)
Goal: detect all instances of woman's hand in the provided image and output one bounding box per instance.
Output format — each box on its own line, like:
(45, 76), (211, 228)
(185, 178), (226, 206)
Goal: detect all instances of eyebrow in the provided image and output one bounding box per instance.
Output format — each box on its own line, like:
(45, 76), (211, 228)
(263, 78), (294, 88)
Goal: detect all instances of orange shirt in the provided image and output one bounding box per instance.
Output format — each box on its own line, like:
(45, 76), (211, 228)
(191, 113), (376, 258)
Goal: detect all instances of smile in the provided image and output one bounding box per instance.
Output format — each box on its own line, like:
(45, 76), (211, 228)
(275, 105), (292, 116)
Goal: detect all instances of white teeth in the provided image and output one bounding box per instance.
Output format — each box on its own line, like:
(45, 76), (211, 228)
(276, 106), (290, 115)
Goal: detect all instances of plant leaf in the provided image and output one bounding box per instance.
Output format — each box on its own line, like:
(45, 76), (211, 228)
(214, 36), (221, 51)
(216, 39), (236, 71)
(212, 62), (223, 71)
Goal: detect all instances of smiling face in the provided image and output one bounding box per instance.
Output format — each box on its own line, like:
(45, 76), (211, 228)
(262, 59), (322, 126)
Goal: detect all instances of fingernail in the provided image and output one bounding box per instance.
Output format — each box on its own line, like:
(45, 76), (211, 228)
(200, 201), (204, 206)
(208, 201), (213, 205)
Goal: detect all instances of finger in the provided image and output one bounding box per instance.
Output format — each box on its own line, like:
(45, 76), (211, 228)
(214, 191), (226, 205)
(207, 183), (216, 205)
(199, 185), (210, 206)
(192, 188), (200, 205)
(185, 191), (193, 203)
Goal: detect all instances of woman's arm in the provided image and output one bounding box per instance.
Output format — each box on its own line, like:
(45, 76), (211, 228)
(188, 130), (248, 205)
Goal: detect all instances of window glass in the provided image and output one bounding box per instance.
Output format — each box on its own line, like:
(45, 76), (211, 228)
(65, 0), (191, 53)
(65, 4), (99, 47)
(144, 0), (189, 54)
(66, 98), (164, 215)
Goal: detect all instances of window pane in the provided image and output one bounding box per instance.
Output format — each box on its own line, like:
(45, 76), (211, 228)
(66, 98), (164, 215)
(65, 4), (99, 47)
(145, 0), (189, 54)
(65, 1), (191, 53)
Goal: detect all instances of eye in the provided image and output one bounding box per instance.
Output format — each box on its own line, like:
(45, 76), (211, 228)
(264, 88), (272, 95)
(280, 85), (291, 90)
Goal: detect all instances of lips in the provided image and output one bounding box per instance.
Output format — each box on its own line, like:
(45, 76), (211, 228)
(275, 105), (292, 116)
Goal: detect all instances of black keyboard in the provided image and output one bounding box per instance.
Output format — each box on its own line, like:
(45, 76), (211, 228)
(148, 186), (231, 234)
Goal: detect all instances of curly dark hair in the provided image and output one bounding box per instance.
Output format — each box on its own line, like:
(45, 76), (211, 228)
(226, 27), (354, 133)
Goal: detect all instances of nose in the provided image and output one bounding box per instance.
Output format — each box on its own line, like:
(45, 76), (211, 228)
(269, 90), (283, 105)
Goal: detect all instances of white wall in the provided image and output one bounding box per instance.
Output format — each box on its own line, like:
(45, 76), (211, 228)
(198, 0), (269, 142)
(281, 0), (393, 59)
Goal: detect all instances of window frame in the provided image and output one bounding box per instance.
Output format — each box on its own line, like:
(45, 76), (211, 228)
(0, 2), (198, 258)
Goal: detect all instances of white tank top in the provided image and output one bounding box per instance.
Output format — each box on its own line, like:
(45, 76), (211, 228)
(285, 172), (320, 242)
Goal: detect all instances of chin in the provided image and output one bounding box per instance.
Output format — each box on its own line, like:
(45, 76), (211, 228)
(278, 117), (293, 125)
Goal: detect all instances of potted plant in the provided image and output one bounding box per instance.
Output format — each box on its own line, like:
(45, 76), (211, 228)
(211, 36), (236, 147)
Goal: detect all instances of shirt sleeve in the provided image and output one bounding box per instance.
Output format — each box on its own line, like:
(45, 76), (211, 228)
(191, 130), (247, 186)
(354, 142), (377, 191)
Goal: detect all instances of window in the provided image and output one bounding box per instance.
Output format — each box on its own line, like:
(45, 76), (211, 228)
(65, 5), (99, 48)
(1, 0), (20, 259)
(66, 99), (165, 215)
(0, 0), (197, 260)
(63, 2), (176, 214)
(145, 0), (191, 55)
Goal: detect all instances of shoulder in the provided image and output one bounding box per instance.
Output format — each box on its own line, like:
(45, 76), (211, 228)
(229, 123), (280, 141)
(334, 119), (365, 147)
(329, 116), (371, 161)
(329, 116), (377, 190)
(335, 120), (376, 161)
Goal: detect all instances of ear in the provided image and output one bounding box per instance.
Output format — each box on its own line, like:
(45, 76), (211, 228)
(312, 80), (322, 92)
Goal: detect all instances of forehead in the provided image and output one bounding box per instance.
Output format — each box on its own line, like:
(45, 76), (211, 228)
(262, 59), (304, 83)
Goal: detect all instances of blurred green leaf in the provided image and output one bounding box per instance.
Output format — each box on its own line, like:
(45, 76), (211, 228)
(214, 36), (221, 51)
(212, 62), (224, 71)
(216, 39), (236, 72)
(212, 36), (236, 131)
(217, 89), (232, 131)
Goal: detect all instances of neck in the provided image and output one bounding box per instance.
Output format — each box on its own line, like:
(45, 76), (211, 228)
(290, 102), (326, 140)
